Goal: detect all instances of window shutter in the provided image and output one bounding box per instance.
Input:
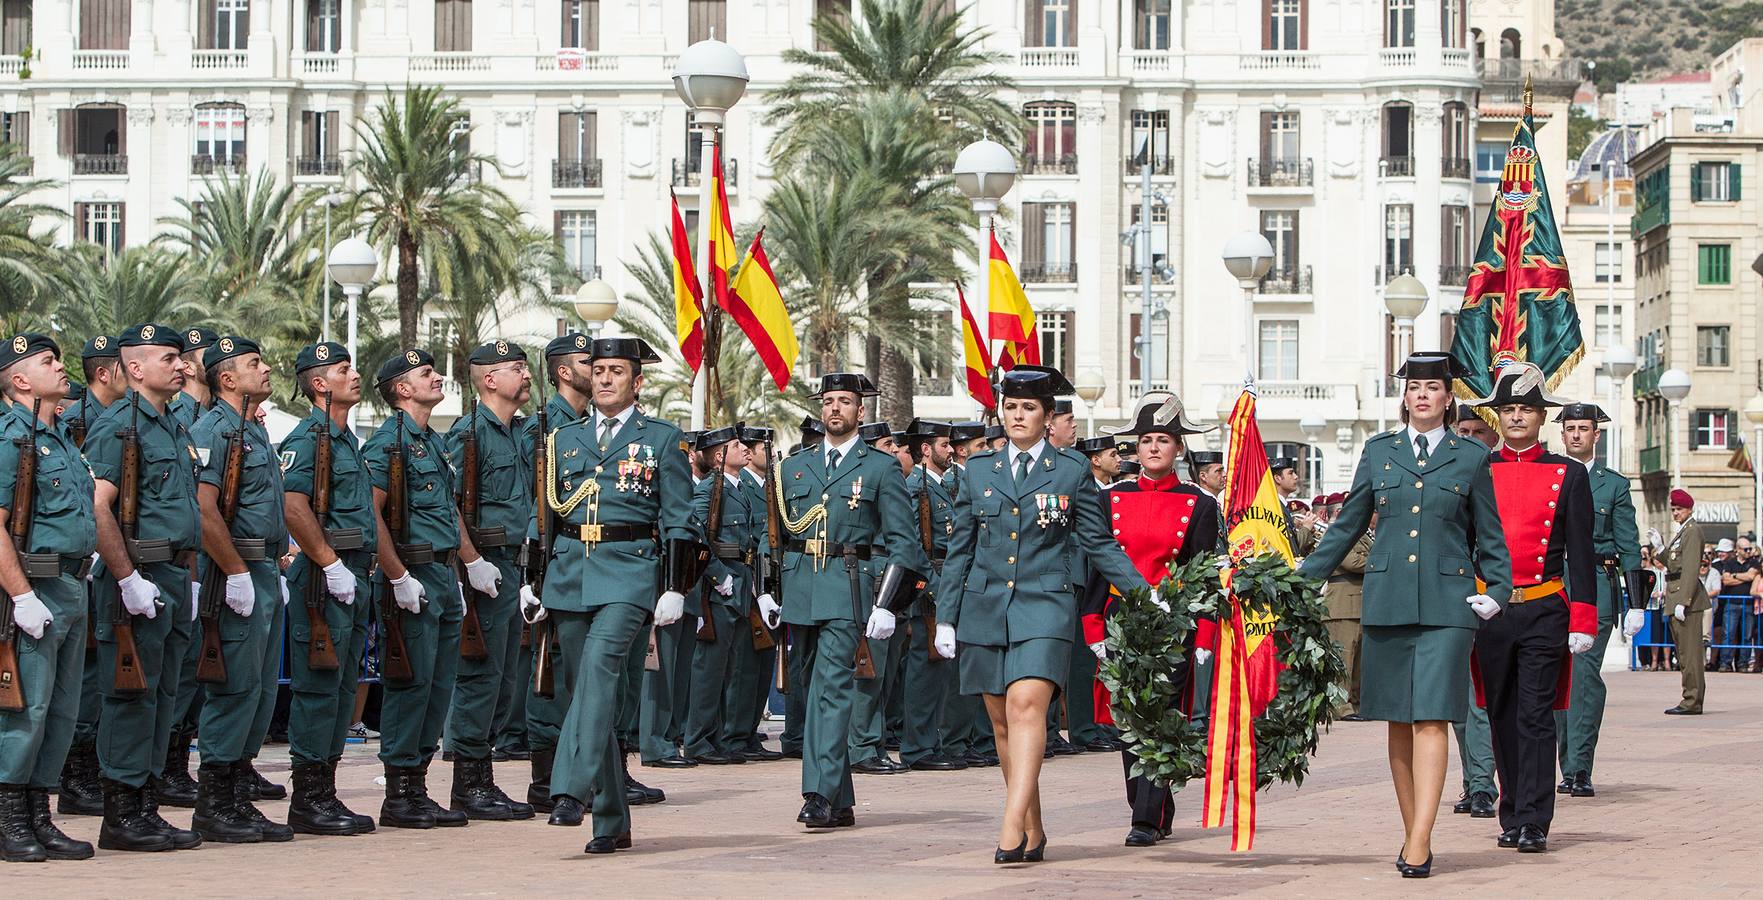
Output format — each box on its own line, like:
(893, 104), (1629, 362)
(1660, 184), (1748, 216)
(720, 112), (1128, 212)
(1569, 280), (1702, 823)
(11, 111), (26, 150)
(1067, 204), (1077, 265)
(58, 109), (73, 157)
(301, 110), (316, 156)
(1024, 0), (1042, 46)
(73, 203), (87, 241)
(1730, 411), (1741, 450)
(1730, 163), (1742, 201)
(1259, 111), (1272, 162)
(306, 0), (322, 51)
(557, 112), (575, 160)
(1290, 209), (1301, 272)
(1299, 0), (1308, 49)
(561, 0), (574, 46)
(553, 211), (563, 241)
(116, 203), (125, 251)
(584, 0), (599, 51)
(198, 0), (216, 48)
(117, 106), (126, 154)
(324, 111), (339, 155)
(1129, 314), (1141, 381)
(1380, 107), (1390, 158)
(1021, 204), (1044, 267)
(1690, 164), (1703, 202)
(584, 111), (597, 160)
(1260, 0), (1271, 49)
(1065, 0), (1077, 46)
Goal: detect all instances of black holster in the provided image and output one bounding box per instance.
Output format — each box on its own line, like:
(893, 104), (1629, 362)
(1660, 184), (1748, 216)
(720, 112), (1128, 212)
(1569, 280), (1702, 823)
(873, 563), (925, 615)
(1624, 569), (1656, 611)
(664, 538), (710, 595)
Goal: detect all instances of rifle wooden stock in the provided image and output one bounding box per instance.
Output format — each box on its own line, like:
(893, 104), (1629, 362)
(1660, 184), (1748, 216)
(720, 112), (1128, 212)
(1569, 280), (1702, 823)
(763, 458), (787, 692)
(111, 395), (147, 695)
(377, 579), (414, 683)
(747, 608), (775, 651)
(696, 469), (724, 643)
(532, 617), (554, 698)
(379, 412), (414, 682)
(916, 474), (941, 664)
(773, 630), (788, 694)
(0, 637), (19, 711)
(196, 396), (255, 686)
(302, 394), (340, 672)
(1, 402), (42, 709)
(456, 400), (489, 662)
(456, 557), (490, 661)
(529, 401), (555, 698)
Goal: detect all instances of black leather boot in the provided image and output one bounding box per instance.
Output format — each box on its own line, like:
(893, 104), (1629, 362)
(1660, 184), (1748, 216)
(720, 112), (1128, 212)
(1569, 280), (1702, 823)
(288, 762), (358, 836)
(528, 748), (556, 813)
(414, 759), (467, 827)
(450, 756), (515, 821)
(57, 741), (104, 817)
(326, 758), (373, 832)
(379, 766), (436, 829)
(0, 784), (48, 863)
(240, 761), (286, 801)
(155, 729), (199, 808)
(138, 783), (202, 849)
(96, 779), (174, 853)
(231, 762), (293, 842)
(192, 762), (262, 844)
(26, 788), (93, 860)
(481, 758), (534, 819)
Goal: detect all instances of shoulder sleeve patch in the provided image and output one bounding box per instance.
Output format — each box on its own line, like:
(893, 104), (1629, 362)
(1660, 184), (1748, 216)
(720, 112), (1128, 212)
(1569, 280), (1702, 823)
(280, 449), (296, 473)
(196, 447), (212, 466)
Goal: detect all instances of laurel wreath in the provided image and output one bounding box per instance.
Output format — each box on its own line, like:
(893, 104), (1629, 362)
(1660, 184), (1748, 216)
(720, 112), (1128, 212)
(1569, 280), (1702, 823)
(1097, 553), (1347, 790)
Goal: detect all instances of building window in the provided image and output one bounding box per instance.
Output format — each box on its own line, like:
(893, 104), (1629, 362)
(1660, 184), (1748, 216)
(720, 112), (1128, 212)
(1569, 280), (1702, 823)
(555, 210), (598, 278)
(1440, 205), (1470, 283)
(1594, 304), (1621, 348)
(1380, 102), (1412, 174)
(1384, 204), (1413, 276)
(1441, 0), (1464, 48)
(199, 0), (249, 50)
(1260, 210), (1299, 276)
(74, 201), (124, 257)
(1698, 244), (1731, 284)
(1037, 310), (1075, 373)
(0, 111), (27, 152)
(813, 0), (850, 51)
(1020, 201), (1075, 281)
(1023, 101), (1077, 172)
(562, 0), (599, 50)
(1135, 0), (1170, 50)
(1692, 408), (1736, 450)
(305, 0), (340, 52)
(297, 110), (340, 173)
(59, 104), (127, 172)
(1258, 320), (1299, 381)
(1690, 161), (1739, 202)
(1130, 312), (1169, 385)
(1474, 140), (1505, 183)
(556, 112), (600, 187)
(1260, 110), (1299, 163)
(1026, 0), (1073, 48)
(78, 0), (131, 50)
(1442, 102), (1470, 176)
(1594, 241), (1622, 283)
(435, 0), (471, 51)
(425, 316), (458, 379)
(1696, 325), (1730, 367)
(1127, 202), (1169, 273)
(1, 0), (30, 56)
(193, 103), (247, 164)
(688, 0), (725, 43)
(1129, 109), (1170, 170)
(1384, 0), (1414, 48)
(1266, 0), (1303, 51)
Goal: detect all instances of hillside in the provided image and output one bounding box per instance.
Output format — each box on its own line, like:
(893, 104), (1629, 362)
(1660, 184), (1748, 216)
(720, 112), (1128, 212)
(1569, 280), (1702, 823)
(1556, 0), (1763, 87)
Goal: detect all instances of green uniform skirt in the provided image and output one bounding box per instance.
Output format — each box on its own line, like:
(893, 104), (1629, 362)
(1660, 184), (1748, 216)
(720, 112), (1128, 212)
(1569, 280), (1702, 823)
(1359, 624), (1474, 724)
(958, 638), (1070, 697)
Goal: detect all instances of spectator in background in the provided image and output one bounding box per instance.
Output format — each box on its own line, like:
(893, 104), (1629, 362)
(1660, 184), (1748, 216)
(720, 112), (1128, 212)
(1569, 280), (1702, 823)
(1715, 538), (1758, 672)
(1639, 544), (1668, 670)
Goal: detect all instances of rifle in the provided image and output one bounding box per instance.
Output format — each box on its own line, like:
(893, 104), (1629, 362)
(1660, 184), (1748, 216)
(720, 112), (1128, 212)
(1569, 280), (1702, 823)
(764, 452), (787, 693)
(0, 400), (43, 711)
(195, 395), (256, 684)
(916, 467), (941, 664)
(301, 392), (341, 672)
(454, 398), (490, 662)
(75, 394), (94, 652)
(695, 464), (724, 643)
(378, 411), (415, 683)
(527, 392), (554, 699)
(111, 394), (148, 695)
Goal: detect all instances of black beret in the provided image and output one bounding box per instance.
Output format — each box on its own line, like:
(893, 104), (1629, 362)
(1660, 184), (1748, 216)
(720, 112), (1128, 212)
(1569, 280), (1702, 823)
(180, 327), (220, 354)
(468, 339), (528, 366)
(119, 323), (183, 349)
(376, 348), (436, 387)
(294, 341), (349, 374)
(202, 336), (261, 371)
(546, 332), (593, 358)
(0, 333), (59, 371)
(82, 334), (120, 360)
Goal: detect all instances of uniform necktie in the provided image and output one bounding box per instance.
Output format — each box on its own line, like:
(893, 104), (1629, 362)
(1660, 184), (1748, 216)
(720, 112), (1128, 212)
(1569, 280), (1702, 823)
(827, 448), (841, 472)
(1415, 434), (1429, 463)
(1016, 451), (1032, 484)
(599, 416), (617, 451)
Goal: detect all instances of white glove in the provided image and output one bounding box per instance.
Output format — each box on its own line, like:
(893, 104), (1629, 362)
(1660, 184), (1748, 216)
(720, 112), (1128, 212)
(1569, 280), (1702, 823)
(457, 586), (466, 613)
(322, 559), (357, 605)
(865, 607), (896, 640)
(1623, 609), (1646, 639)
(464, 557), (502, 595)
(1673, 604), (1686, 622)
(1150, 595), (1170, 613)
(1466, 593), (1500, 620)
(1194, 648), (1212, 666)
(654, 590), (686, 627)
(1318, 580), (1331, 597)
(933, 622), (957, 659)
(390, 572), (424, 613)
(279, 576), (290, 607)
(756, 593), (781, 629)
(713, 574), (735, 597)
(224, 572), (255, 617)
(1088, 640), (1107, 661)
(11, 591), (51, 640)
(118, 571), (160, 618)
(85, 552), (99, 583)
(1567, 632), (1594, 654)
(519, 584), (546, 622)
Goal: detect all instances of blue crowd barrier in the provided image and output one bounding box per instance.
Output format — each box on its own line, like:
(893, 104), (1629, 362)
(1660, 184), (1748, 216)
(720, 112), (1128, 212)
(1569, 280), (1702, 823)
(1630, 592), (1763, 670)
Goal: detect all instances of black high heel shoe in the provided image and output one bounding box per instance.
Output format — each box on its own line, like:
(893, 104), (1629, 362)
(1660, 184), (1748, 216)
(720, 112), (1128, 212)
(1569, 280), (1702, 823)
(1396, 845), (1405, 869)
(1397, 853), (1433, 878)
(1023, 836), (1047, 863)
(994, 836), (1028, 864)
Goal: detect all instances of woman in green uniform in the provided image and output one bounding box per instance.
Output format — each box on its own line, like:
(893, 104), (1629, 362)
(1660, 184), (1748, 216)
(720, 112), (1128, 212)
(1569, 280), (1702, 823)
(933, 366), (1148, 863)
(1299, 353), (1512, 878)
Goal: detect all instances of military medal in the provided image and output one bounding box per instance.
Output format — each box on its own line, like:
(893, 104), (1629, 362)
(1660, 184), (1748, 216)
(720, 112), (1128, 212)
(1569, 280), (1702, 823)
(848, 477), (863, 509)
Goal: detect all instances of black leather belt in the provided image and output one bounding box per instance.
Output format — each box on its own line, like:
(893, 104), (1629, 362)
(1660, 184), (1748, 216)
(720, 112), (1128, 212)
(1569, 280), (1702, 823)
(397, 543), (455, 567)
(929, 547), (947, 561)
(786, 539), (876, 560)
(710, 541), (753, 564)
(233, 538), (269, 561)
(560, 523), (658, 544)
(468, 525), (508, 548)
(19, 553), (91, 579)
(1665, 572), (1682, 582)
(326, 527), (366, 551)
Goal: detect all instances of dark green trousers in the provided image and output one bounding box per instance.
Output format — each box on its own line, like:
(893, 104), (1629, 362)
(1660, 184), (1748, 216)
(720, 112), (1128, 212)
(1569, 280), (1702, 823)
(95, 559), (194, 787)
(286, 552), (371, 766)
(525, 616), (567, 755)
(728, 633), (772, 750)
(616, 621), (644, 751)
(849, 625), (906, 763)
(493, 618), (532, 751)
(1064, 613), (1105, 744)
(1454, 681), (1496, 796)
(683, 603), (744, 757)
(899, 617), (951, 765)
(780, 626), (811, 754)
(197, 561), (282, 764)
(637, 618), (693, 761)
(445, 555), (522, 758)
(1556, 619), (1613, 779)
(375, 561), (462, 769)
(550, 603), (648, 838)
(0, 574), (86, 788)
(800, 621), (859, 807)
(74, 584), (101, 745)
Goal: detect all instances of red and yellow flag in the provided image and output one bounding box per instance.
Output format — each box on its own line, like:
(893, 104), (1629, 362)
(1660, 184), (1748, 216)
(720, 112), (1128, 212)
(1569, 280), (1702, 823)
(670, 195), (704, 373)
(1202, 387), (1291, 852)
(709, 145), (738, 311)
(957, 284), (995, 410)
(986, 232), (1038, 371)
(726, 229), (799, 390)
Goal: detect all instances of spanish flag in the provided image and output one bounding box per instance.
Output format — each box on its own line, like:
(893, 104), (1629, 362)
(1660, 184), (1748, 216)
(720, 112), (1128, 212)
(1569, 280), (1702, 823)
(956, 284), (995, 410)
(986, 232), (1039, 371)
(670, 195), (704, 373)
(709, 145), (739, 311)
(726, 229), (799, 390)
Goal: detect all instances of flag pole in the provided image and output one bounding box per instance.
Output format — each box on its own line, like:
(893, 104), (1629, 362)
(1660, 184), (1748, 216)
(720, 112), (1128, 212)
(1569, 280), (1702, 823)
(976, 214), (995, 420)
(690, 125), (719, 431)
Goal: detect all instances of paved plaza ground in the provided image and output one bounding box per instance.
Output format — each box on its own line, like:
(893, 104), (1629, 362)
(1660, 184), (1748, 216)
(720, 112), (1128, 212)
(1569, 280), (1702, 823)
(9, 668), (1757, 897)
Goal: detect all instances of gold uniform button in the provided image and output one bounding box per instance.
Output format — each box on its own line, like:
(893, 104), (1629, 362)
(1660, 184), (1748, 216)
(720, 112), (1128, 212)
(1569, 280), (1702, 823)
(1407, 554), (1417, 563)
(1012, 506), (1019, 515)
(1415, 480), (1423, 489)
(1007, 556), (1016, 564)
(1009, 532), (1018, 540)
(1410, 505), (1420, 513)
(1006, 579), (1015, 588)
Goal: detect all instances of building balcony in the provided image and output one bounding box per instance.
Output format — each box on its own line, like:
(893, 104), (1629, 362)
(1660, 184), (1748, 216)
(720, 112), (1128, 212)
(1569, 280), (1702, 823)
(296, 52), (345, 76)
(191, 154), (246, 175)
(672, 157), (738, 188)
(0, 55), (24, 76)
(1020, 262), (1077, 283)
(295, 155), (343, 177)
(1378, 47), (1417, 68)
(191, 49), (248, 70)
(1631, 202), (1669, 237)
(1238, 51), (1319, 71)
(1441, 156), (1472, 180)
(1258, 265), (1313, 295)
(1247, 157), (1313, 188)
(1379, 156), (1414, 178)
(72, 153), (127, 175)
(1480, 57), (1586, 87)
(552, 158), (603, 189)
(1439, 264), (1472, 286)
(1639, 444), (1664, 474)
(1123, 154), (1174, 177)
(409, 52), (491, 73)
(71, 50), (128, 71)
(1016, 47), (1079, 68)
(1022, 153), (1077, 175)
(1632, 363), (1663, 396)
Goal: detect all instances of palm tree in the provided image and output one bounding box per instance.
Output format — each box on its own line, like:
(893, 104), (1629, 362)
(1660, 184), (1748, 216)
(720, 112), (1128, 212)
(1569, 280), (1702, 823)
(426, 208), (573, 381)
(343, 84), (536, 348)
(50, 244), (216, 353)
(0, 144), (65, 333)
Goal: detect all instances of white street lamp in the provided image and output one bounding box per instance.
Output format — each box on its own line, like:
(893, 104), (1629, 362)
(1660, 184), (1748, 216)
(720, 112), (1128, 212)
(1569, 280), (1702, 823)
(1074, 366), (1106, 436)
(1744, 394), (1763, 538)
(1381, 273), (1429, 433)
(326, 237), (378, 369)
(1222, 232), (1275, 385)
(674, 38), (748, 430)
(954, 138), (1018, 410)
(574, 279), (619, 335)
(1658, 367), (1692, 490)
(1300, 411), (1327, 493)
(1604, 343), (1637, 471)
(318, 191), (348, 342)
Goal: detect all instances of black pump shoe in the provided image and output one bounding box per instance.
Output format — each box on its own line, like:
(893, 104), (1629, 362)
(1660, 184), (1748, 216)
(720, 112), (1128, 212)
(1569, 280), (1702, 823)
(1397, 853), (1433, 878)
(994, 836), (1027, 864)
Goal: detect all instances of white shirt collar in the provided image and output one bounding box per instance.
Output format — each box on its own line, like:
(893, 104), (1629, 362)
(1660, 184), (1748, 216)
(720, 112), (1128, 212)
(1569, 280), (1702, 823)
(1406, 424), (1447, 457)
(1569, 454), (1594, 470)
(723, 471), (742, 487)
(1006, 439), (1048, 470)
(824, 432), (860, 469)
(594, 403), (635, 431)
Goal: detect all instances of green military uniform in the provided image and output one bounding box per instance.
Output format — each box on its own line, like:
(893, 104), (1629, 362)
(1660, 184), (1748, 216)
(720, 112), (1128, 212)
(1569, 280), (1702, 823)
(86, 325), (204, 851)
(638, 485), (700, 765)
(849, 425), (911, 770)
(772, 374), (927, 826)
(0, 336), (98, 861)
(778, 437), (820, 759)
(441, 343), (535, 820)
(541, 338), (696, 846)
(899, 457), (957, 767)
(1663, 512), (1708, 713)
(278, 342), (376, 835)
(682, 428), (759, 760)
(1324, 528), (1372, 716)
(161, 327), (216, 810)
(937, 459), (995, 764)
(520, 385), (581, 810)
(727, 462), (779, 756)
(1556, 443), (1640, 787)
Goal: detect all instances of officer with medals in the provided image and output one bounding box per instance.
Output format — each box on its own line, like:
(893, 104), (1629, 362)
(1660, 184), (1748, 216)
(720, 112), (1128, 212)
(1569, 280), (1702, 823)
(363, 348), (479, 830)
(533, 337), (697, 853)
(1660, 490), (1708, 715)
(1552, 402), (1641, 798)
(897, 419), (964, 771)
(1467, 362), (1598, 854)
(0, 335), (97, 862)
(85, 323), (204, 852)
(728, 424), (782, 761)
(680, 424), (756, 763)
(280, 341), (377, 836)
(772, 373), (926, 828)
(850, 421), (910, 774)
(440, 340), (535, 821)
(56, 335), (123, 818)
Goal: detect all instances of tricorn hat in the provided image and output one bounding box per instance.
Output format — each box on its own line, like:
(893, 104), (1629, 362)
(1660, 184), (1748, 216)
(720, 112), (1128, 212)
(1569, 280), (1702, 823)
(857, 421), (892, 444)
(588, 337), (661, 365)
(1394, 352), (1472, 381)
(1470, 361), (1571, 409)
(1107, 391), (1214, 438)
(810, 372), (879, 399)
(996, 365), (1076, 401)
(1269, 456), (1298, 473)
(1077, 436), (1114, 456)
(694, 424), (741, 452)
(1553, 402), (1611, 424)
(949, 421), (987, 443)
